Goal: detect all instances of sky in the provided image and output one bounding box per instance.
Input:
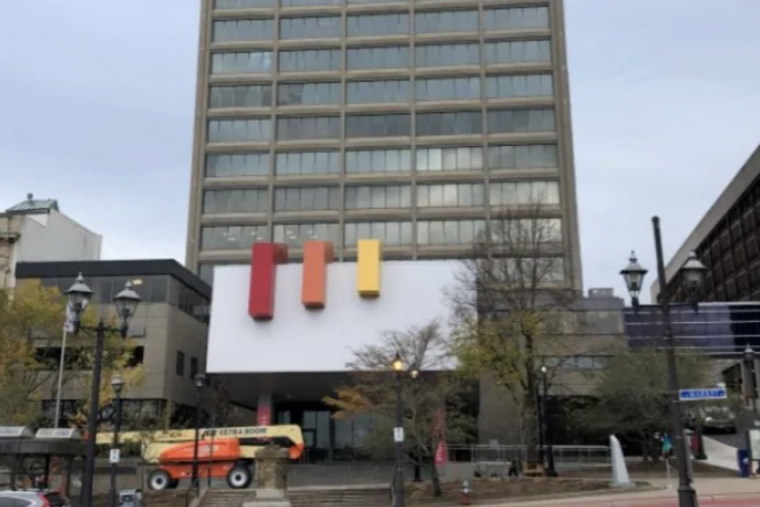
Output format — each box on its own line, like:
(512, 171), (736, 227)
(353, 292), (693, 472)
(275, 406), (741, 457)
(1, 0), (759, 302)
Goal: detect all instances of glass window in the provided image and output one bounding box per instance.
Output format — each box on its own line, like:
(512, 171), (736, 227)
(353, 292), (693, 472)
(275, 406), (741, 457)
(274, 186), (341, 211)
(211, 51), (274, 74)
(486, 74), (553, 98)
(201, 225), (270, 250)
(345, 113), (411, 137)
(346, 80), (411, 104)
(415, 10), (478, 33)
(203, 189), (270, 213)
(345, 185), (412, 210)
(490, 218), (563, 242)
(345, 149), (412, 173)
(207, 118), (272, 142)
(416, 147), (483, 172)
(417, 183), (485, 208)
(273, 222), (340, 250)
(190, 357), (199, 379)
(489, 180), (560, 206)
(279, 16), (342, 39)
(487, 108), (555, 133)
(215, 0), (276, 8)
(344, 221), (413, 246)
(417, 219), (486, 246)
(206, 153), (271, 177)
(209, 85), (273, 108)
(212, 19), (275, 42)
(415, 43), (479, 67)
(346, 46), (410, 70)
(277, 82), (340, 106)
(176, 351), (185, 376)
(282, 0), (341, 5)
(487, 145), (558, 170)
(483, 6), (550, 30)
(483, 40), (552, 64)
(347, 13), (409, 36)
(275, 150), (340, 175)
(415, 77), (480, 101)
(139, 275), (170, 303)
(279, 49), (342, 72)
(276, 116), (340, 140)
(416, 111), (482, 136)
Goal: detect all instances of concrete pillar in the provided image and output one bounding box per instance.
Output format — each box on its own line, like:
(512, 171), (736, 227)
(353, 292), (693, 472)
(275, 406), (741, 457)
(753, 358), (760, 403)
(257, 394), (272, 426)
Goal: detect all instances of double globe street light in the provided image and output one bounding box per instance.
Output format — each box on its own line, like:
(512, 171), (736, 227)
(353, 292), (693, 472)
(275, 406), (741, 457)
(64, 273), (141, 507)
(619, 216), (708, 507)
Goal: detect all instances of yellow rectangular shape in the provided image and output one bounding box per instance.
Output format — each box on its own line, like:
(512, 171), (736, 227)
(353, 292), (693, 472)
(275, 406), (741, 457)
(356, 239), (381, 298)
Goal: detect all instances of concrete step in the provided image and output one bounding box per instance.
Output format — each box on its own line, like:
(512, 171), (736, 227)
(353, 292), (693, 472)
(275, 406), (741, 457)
(200, 487), (391, 507)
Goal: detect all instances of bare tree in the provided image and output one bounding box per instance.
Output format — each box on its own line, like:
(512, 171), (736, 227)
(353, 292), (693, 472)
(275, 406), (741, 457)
(324, 321), (473, 498)
(449, 201), (587, 464)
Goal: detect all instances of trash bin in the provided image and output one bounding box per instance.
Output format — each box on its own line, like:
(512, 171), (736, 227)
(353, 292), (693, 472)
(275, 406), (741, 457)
(737, 449), (751, 478)
(118, 489), (143, 507)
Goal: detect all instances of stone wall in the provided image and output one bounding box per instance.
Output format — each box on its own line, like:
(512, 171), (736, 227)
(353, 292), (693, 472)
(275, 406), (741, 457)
(405, 478), (611, 504)
(91, 490), (197, 507)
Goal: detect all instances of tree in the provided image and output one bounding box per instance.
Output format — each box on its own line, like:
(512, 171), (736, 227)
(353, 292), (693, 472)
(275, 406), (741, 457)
(323, 322), (473, 497)
(0, 282), (67, 425)
(567, 348), (713, 461)
(449, 203), (590, 461)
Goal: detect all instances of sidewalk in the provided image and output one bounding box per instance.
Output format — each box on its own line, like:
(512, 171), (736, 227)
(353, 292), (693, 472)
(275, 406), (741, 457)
(482, 478), (760, 506)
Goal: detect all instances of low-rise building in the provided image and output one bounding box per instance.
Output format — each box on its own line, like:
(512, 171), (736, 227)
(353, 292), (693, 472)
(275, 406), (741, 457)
(13, 259), (244, 428)
(0, 194), (102, 290)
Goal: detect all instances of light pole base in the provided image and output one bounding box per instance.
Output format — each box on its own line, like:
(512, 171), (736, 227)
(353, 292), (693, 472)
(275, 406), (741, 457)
(677, 485), (699, 507)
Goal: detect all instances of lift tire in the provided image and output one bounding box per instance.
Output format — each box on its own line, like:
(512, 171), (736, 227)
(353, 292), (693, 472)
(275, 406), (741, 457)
(226, 465), (252, 489)
(148, 469), (173, 490)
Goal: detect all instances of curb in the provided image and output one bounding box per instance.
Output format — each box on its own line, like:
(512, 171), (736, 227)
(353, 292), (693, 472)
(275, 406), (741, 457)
(500, 491), (760, 507)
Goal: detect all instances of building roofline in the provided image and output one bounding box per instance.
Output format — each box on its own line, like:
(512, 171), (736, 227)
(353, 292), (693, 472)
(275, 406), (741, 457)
(651, 142), (760, 300)
(14, 259), (210, 299)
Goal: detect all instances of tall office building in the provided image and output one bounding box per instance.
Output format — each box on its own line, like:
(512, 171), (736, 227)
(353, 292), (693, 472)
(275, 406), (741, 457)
(185, 0), (582, 290)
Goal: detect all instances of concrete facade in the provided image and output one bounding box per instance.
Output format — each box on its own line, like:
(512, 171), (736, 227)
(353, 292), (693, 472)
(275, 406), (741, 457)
(0, 194), (102, 290)
(185, 0), (583, 294)
(13, 260), (218, 426)
(652, 142), (760, 302)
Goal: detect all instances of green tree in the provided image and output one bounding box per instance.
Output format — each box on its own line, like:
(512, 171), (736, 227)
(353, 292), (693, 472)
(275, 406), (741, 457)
(567, 348), (713, 461)
(323, 322), (473, 497)
(449, 204), (590, 461)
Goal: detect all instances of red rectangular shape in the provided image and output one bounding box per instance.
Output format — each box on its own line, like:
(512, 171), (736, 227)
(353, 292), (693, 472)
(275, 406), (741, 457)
(248, 243), (288, 320)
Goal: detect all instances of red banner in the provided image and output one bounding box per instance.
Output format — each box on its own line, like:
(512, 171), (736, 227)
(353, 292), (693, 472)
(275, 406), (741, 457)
(432, 407), (447, 465)
(257, 404), (271, 426)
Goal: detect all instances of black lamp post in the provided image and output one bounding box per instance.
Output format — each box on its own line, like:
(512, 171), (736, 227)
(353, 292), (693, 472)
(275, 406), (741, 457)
(408, 367), (422, 483)
(620, 217), (708, 507)
(540, 366), (557, 477)
(65, 273), (141, 507)
(744, 345), (758, 417)
(108, 375), (124, 507)
(192, 372), (207, 492)
(391, 352), (406, 507)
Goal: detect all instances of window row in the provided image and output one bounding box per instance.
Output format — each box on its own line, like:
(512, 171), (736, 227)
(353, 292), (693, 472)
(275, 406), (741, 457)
(208, 75), (553, 108)
(210, 40), (551, 74)
(207, 109), (555, 142)
(201, 218), (562, 250)
(205, 145), (559, 177)
(212, 8), (549, 41)
(216, 0), (545, 8)
(201, 181), (560, 213)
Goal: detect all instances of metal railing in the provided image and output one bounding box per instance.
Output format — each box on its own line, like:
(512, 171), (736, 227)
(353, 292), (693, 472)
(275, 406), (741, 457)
(445, 444), (611, 465)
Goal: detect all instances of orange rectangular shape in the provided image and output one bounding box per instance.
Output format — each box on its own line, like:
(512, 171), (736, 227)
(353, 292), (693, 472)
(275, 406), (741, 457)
(301, 241), (334, 309)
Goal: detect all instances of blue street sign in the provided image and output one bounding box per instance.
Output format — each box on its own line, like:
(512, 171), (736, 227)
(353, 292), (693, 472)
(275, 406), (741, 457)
(678, 387), (727, 402)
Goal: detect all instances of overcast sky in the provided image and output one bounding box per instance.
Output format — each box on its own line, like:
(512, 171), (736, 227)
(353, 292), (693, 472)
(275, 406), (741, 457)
(1, 0), (759, 302)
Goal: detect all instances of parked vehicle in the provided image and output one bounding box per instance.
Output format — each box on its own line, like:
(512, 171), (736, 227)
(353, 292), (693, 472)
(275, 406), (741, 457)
(95, 424), (304, 490)
(0, 490), (69, 507)
(686, 406), (737, 434)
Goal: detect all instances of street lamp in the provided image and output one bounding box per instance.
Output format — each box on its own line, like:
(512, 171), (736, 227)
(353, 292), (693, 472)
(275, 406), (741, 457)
(391, 352), (406, 507)
(744, 345), (758, 417)
(539, 366), (557, 477)
(108, 375), (124, 507)
(65, 273), (140, 507)
(192, 372), (207, 492)
(620, 217), (706, 507)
